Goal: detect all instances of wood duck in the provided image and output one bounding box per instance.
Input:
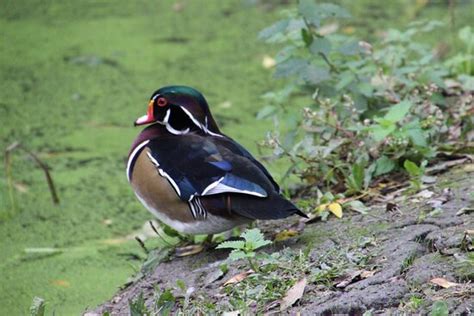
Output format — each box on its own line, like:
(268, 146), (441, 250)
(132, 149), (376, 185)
(127, 86), (305, 235)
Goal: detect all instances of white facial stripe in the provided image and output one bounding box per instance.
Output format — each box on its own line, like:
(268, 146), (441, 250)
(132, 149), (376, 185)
(126, 140), (150, 182)
(179, 106), (224, 138)
(166, 124), (190, 135)
(180, 106), (204, 129)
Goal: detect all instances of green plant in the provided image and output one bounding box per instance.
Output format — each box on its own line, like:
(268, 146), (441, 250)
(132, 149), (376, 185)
(258, 1), (473, 196)
(129, 293), (150, 316)
(216, 228), (272, 272)
(407, 295), (424, 311)
(403, 159), (427, 191)
(430, 301), (449, 316)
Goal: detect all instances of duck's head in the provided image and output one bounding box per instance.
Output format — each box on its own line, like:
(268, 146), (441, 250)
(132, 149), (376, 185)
(134, 85), (221, 136)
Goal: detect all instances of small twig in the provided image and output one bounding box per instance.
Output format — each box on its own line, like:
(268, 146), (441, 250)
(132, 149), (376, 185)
(135, 236), (149, 254)
(20, 144), (60, 205)
(149, 221), (173, 247)
(4, 142), (21, 212)
(4, 142), (60, 206)
(318, 52), (340, 74)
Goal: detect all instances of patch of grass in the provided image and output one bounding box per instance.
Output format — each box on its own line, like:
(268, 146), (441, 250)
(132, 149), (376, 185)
(402, 294), (426, 313)
(401, 254), (417, 273)
(455, 253), (474, 281)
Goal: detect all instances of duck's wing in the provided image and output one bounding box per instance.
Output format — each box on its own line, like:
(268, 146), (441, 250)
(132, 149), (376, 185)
(215, 135), (280, 192)
(145, 134), (276, 202)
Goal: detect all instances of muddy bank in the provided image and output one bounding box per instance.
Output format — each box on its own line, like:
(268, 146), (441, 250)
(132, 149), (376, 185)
(89, 165), (473, 315)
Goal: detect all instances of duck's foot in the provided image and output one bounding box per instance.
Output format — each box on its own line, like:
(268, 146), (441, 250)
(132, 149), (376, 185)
(174, 234), (214, 257)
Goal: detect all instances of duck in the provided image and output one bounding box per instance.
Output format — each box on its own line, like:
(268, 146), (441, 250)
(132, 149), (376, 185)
(126, 86), (305, 236)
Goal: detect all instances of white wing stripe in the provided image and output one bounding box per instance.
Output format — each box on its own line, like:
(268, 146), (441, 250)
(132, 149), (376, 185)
(146, 151), (182, 196)
(204, 182), (266, 197)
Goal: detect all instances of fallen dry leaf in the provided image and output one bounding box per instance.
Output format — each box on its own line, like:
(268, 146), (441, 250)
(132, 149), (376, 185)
(302, 212), (321, 224)
(427, 188), (454, 209)
(335, 270), (362, 288)
(328, 202), (343, 218)
(280, 278), (307, 311)
(335, 269), (375, 288)
(360, 270), (376, 279)
(456, 207), (474, 216)
(223, 270), (254, 286)
(204, 269), (226, 286)
(430, 277), (460, 289)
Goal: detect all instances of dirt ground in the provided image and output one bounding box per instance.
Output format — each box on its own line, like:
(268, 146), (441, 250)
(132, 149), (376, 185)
(88, 164), (473, 315)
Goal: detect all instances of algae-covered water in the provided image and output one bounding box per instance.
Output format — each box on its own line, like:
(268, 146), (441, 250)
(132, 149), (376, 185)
(1, 0), (472, 314)
(0, 1), (283, 314)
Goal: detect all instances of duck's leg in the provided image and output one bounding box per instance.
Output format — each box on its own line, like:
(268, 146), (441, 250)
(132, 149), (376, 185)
(174, 234), (215, 257)
(203, 234), (214, 245)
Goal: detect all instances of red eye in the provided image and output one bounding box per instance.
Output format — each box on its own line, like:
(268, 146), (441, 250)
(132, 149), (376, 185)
(157, 97), (168, 107)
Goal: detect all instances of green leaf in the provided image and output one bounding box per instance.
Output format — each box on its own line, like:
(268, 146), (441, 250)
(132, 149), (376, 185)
(176, 279), (186, 291)
(458, 26), (474, 45)
(229, 250), (250, 261)
(318, 3), (351, 18)
(256, 105), (277, 120)
(335, 71), (355, 90)
(404, 160), (421, 177)
(156, 289), (175, 316)
(346, 200), (369, 214)
(370, 123), (396, 142)
(429, 301), (449, 316)
(346, 164), (364, 192)
(301, 28), (313, 47)
(302, 65), (330, 84)
(384, 100), (412, 122)
(298, 0), (321, 27)
(407, 128), (427, 147)
(374, 156), (396, 176)
(364, 162), (376, 189)
(216, 240), (245, 250)
(258, 19), (289, 41)
(309, 37), (331, 56)
(357, 82), (373, 97)
(242, 228), (272, 250)
(339, 41), (360, 56)
(129, 293), (150, 316)
(274, 58), (308, 78)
